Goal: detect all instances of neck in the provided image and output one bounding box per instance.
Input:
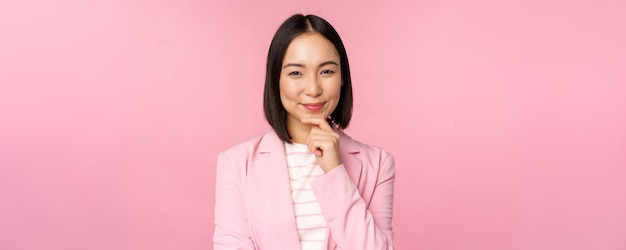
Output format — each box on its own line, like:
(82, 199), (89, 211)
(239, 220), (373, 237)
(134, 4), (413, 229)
(287, 121), (312, 144)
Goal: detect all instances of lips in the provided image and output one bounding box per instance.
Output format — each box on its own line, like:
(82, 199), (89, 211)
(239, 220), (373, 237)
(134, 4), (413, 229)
(302, 102), (324, 111)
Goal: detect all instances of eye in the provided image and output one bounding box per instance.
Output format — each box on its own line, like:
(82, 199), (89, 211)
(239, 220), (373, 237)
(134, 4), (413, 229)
(321, 69), (335, 75)
(287, 71), (302, 76)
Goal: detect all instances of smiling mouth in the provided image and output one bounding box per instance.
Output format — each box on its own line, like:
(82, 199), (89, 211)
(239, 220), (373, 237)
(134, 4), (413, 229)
(302, 103), (325, 111)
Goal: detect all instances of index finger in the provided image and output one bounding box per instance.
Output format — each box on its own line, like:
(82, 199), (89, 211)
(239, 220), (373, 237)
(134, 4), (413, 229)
(300, 117), (333, 130)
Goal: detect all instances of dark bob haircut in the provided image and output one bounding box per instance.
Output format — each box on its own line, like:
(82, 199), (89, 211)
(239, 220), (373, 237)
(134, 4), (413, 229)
(263, 14), (353, 143)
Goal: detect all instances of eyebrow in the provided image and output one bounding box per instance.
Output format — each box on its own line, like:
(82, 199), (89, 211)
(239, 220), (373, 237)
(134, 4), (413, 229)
(282, 60), (339, 69)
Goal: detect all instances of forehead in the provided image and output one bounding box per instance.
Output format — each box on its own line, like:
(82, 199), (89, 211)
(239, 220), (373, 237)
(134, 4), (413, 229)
(283, 32), (339, 63)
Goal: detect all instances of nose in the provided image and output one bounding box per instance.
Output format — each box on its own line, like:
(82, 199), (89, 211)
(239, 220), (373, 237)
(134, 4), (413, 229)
(304, 75), (322, 97)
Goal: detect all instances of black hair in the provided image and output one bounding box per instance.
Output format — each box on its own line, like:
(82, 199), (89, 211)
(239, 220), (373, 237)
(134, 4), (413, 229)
(263, 14), (353, 143)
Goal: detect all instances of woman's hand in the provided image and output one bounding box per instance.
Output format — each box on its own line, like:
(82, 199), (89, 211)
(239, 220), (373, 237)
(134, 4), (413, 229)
(301, 117), (341, 172)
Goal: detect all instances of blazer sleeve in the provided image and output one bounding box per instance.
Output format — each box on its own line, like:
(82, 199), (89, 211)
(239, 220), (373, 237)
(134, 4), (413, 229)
(213, 153), (255, 249)
(310, 151), (395, 250)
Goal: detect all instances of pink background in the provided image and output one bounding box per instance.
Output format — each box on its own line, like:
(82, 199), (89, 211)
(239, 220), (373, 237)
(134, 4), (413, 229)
(1, 0), (625, 249)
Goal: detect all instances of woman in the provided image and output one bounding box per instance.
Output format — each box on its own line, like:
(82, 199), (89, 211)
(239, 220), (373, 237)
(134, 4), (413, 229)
(214, 14), (395, 249)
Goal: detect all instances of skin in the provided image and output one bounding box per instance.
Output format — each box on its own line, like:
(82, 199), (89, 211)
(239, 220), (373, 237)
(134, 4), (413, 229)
(279, 32), (343, 172)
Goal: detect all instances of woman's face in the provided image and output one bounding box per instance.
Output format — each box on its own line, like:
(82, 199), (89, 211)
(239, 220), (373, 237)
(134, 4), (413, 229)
(279, 32), (342, 129)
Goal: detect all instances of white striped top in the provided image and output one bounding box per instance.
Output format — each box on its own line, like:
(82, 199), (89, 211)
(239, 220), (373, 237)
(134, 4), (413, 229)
(285, 142), (327, 250)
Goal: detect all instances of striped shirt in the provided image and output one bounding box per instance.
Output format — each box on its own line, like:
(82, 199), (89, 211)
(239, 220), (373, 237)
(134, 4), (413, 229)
(285, 142), (327, 250)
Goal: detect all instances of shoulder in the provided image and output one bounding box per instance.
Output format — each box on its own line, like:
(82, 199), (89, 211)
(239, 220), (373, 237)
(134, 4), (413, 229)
(215, 130), (277, 177)
(219, 129), (283, 159)
(344, 133), (396, 179)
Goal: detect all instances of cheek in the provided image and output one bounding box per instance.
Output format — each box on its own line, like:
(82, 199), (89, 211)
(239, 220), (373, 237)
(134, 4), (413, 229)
(279, 80), (299, 103)
(324, 78), (342, 100)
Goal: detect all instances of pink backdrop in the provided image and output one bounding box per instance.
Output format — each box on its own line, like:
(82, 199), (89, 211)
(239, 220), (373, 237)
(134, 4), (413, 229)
(1, 0), (625, 249)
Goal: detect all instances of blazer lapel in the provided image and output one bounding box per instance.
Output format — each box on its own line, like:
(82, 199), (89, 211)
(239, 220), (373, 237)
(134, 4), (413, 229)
(337, 129), (363, 186)
(255, 131), (301, 250)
